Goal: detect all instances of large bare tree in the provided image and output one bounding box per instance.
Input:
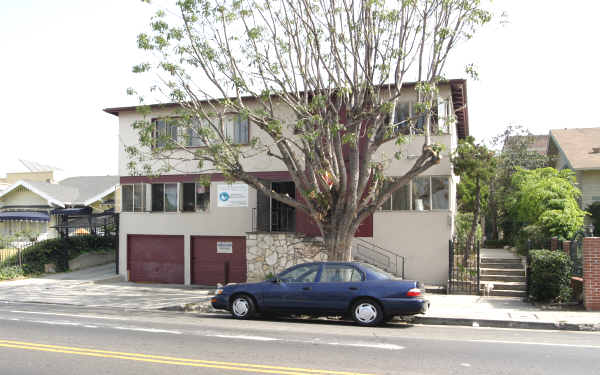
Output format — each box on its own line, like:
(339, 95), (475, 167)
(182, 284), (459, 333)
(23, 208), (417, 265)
(129, 0), (491, 260)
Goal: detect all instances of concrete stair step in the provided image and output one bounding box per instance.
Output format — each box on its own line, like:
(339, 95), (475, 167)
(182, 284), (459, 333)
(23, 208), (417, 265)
(424, 285), (446, 294)
(480, 262), (524, 269)
(480, 281), (526, 291)
(488, 289), (527, 298)
(481, 268), (526, 276)
(481, 258), (522, 264)
(480, 274), (526, 283)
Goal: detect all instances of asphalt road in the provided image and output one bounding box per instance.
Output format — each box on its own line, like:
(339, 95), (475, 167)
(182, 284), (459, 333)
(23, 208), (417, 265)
(0, 301), (599, 375)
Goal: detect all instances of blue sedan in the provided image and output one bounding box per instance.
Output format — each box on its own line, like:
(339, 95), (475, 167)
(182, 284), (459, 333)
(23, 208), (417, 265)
(211, 261), (429, 326)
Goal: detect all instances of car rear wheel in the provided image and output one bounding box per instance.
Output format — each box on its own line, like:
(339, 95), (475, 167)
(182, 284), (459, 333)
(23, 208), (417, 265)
(351, 299), (383, 326)
(230, 294), (256, 320)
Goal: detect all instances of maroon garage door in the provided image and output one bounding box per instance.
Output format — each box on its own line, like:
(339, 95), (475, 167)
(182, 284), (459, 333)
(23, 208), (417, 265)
(127, 235), (184, 284)
(191, 236), (246, 285)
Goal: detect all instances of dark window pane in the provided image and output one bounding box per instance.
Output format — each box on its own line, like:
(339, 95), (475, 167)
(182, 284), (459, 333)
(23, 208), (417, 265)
(133, 184), (144, 212)
(187, 122), (204, 147)
(278, 264), (320, 283)
(196, 184), (210, 211)
(165, 184), (178, 212)
(122, 185), (133, 212)
(320, 265), (362, 283)
(381, 198), (392, 211)
(392, 184), (410, 210)
(182, 183), (196, 212)
(155, 119), (166, 148)
(237, 116), (249, 144)
(431, 177), (449, 210)
(412, 177), (431, 211)
(380, 180), (392, 210)
(152, 184), (164, 212)
(394, 102), (411, 134)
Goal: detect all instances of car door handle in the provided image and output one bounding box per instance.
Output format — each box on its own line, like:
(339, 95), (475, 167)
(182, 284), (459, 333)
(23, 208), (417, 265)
(349, 287), (358, 290)
(302, 286), (311, 291)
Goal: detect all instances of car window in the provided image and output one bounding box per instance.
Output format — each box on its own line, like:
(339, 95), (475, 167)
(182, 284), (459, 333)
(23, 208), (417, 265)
(278, 264), (320, 283)
(320, 265), (363, 283)
(360, 263), (396, 280)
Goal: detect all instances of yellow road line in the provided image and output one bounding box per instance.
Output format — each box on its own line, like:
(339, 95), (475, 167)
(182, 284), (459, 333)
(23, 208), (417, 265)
(0, 340), (374, 375)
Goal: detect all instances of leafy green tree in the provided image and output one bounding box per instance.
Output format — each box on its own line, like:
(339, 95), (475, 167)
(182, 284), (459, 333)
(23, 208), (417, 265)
(452, 136), (496, 256)
(507, 168), (587, 240)
(488, 125), (551, 241)
(129, 0), (492, 260)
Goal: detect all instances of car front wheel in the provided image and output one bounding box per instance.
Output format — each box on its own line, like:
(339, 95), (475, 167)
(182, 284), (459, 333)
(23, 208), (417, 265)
(351, 299), (383, 326)
(230, 294), (256, 320)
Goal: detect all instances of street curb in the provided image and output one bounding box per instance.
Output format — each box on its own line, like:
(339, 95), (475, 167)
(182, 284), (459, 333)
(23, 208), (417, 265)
(412, 316), (600, 331)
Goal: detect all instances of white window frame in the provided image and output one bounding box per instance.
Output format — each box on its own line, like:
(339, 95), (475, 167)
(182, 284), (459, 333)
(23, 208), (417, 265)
(121, 183), (147, 212)
(379, 176), (451, 212)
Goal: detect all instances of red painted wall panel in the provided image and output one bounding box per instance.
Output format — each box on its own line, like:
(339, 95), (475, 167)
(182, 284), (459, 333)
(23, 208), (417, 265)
(127, 235), (184, 284)
(191, 236), (247, 285)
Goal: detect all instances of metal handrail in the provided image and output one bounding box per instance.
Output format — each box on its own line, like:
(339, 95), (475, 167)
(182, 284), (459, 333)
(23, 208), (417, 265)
(352, 238), (405, 279)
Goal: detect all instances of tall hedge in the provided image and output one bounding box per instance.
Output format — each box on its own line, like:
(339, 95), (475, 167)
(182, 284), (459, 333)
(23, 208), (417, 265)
(15, 235), (115, 274)
(528, 249), (572, 302)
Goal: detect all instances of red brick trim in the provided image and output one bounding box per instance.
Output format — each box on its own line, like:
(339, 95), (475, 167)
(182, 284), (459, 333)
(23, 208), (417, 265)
(583, 237), (600, 311)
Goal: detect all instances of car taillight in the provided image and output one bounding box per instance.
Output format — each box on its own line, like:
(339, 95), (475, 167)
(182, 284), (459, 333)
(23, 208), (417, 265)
(406, 288), (421, 297)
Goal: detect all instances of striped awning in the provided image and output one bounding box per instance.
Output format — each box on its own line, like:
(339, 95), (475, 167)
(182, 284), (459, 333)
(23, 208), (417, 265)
(0, 211), (50, 222)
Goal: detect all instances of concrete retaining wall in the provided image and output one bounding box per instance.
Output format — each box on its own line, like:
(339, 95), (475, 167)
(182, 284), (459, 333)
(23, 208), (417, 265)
(69, 250), (115, 271)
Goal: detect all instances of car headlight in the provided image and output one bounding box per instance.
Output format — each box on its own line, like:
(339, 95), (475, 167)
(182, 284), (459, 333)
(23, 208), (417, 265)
(215, 289), (223, 295)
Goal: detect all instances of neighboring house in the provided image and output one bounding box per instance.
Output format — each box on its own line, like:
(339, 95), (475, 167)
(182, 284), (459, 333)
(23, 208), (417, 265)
(0, 175), (119, 239)
(547, 127), (600, 215)
(104, 79), (470, 286)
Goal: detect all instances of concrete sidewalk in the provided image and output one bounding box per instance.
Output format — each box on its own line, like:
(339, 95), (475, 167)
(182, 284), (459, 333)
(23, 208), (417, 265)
(415, 294), (600, 331)
(0, 264), (214, 310)
(2, 264), (599, 331)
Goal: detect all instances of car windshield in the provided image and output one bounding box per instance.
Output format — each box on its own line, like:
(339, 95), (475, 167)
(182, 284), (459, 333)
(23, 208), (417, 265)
(360, 263), (398, 280)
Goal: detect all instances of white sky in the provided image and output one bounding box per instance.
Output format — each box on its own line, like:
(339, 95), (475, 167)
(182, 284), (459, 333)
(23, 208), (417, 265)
(1, 0), (599, 178)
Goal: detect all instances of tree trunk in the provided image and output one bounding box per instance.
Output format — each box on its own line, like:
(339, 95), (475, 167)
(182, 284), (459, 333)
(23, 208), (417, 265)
(323, 227), (354, 261)
(465, 177), (481, 262)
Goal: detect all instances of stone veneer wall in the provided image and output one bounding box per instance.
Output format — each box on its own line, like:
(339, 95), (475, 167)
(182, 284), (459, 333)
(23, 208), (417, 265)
(246, 232), (328, 282)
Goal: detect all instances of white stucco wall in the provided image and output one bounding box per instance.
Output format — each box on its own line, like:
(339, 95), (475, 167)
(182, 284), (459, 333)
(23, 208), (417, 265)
(371, 211), (451, 285)
(115, 83), (459, 285)
(118, 181), (258, 283)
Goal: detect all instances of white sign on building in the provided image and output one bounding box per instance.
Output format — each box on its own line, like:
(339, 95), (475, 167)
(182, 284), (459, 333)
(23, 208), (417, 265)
(217, 183), (249, 207)
(217, 241), (233, 253)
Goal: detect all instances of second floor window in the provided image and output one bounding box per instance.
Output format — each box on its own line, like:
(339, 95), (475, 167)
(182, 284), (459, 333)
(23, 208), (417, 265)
(392, 97), (451, 135)
(122, 183), (147, 212)
(152, 115), (249, 148)
(153, 119), (179, 148)
(224, 115), (249, 145)
(152, 183), (178, 212)
(380, 176), (450, 211)
(182, 183), (210, 212)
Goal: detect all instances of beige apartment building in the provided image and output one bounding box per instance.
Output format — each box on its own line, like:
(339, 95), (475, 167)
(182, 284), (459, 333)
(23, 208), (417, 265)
(105, 80), (470, 286)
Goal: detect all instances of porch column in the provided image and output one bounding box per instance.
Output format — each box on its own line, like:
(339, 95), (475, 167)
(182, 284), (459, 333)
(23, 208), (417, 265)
(583, 237), (600, 311)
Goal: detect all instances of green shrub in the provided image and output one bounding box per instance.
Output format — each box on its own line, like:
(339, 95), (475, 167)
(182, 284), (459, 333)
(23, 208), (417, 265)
(0, 265), (26, 280)
(529, 249), (572, 302)
(455, 212), (482, 252)
(3, 235), (116, 274)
